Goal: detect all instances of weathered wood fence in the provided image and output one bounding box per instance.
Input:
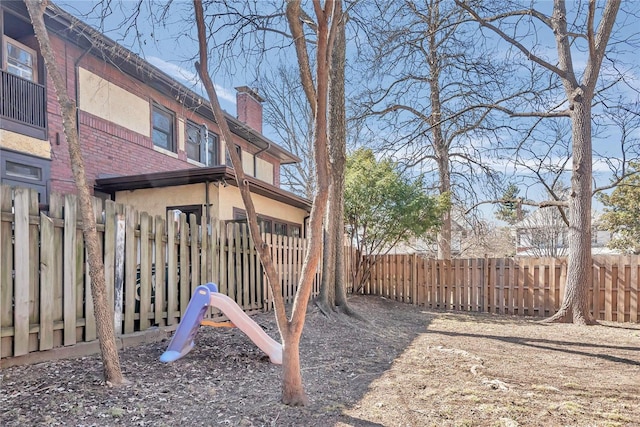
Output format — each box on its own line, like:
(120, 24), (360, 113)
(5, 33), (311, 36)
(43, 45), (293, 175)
(1, 186), (321, 360)
(357, 254), (640, 323)
(3, 185), (639, 363)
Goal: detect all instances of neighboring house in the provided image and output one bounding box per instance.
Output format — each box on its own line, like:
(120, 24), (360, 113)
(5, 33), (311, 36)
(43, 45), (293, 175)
(386, 209), (514, 258)
(0, 1), (310, 234)
(390, 214), (468, 256)
(514, 208), (616, 257)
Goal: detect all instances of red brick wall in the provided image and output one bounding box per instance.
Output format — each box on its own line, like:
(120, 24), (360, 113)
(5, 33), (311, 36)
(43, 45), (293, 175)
(236, 90), (263, 133)
(45, 33), (280, 195)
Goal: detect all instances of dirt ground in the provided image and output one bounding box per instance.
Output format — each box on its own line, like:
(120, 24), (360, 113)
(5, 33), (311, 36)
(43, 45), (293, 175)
(1, 295), (639, 427)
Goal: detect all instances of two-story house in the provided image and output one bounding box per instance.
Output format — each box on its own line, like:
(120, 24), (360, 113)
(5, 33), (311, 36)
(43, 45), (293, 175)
(0, 1), (310, 235)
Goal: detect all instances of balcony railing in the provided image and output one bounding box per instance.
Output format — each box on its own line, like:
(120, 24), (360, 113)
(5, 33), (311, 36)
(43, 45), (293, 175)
(0, 69), (46, 139)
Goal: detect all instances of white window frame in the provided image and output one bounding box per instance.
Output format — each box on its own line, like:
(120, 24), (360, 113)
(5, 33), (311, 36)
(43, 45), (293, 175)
(3, 36), (37, 82)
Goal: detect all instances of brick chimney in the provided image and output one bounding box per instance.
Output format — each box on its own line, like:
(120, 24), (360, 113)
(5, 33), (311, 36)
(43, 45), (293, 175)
(235, 86), (264, 133)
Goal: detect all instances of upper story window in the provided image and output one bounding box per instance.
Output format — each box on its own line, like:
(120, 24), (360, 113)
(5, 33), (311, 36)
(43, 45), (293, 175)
(186, 121), (219, 166)
(225, 144), (242, 168)
(152, 104), (175, 151)
(3, 37), (37, 82)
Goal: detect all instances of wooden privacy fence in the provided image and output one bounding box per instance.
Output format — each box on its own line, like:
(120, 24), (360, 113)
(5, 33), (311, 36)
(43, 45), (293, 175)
(0, 186), (320, 360)
(357, 254), (639, 323)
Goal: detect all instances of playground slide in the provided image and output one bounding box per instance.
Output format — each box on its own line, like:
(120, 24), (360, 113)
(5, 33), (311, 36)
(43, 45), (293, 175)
(159, 283), (216, 363)
(159, 283), (282, 365)
(209, 292), (282, 365)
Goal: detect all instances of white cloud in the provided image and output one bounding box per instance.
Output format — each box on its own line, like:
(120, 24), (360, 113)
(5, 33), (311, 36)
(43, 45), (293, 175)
(147, 56), (236, 104)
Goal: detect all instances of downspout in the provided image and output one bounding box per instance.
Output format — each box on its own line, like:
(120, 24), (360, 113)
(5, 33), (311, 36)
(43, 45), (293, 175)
(205, 180), (210, 232)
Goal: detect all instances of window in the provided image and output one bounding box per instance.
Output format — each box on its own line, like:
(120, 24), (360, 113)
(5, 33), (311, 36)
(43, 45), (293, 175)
(6, 160), (41, 180)
(290, 225), (302, 238)
(1, 149), (50, 204)
(186, 121), (219, 165)
(152, 104), (175, 151)
(232, 208), (301, 237)
(225, 144), (242, 168)
(3, 37), (37, 82)
(167, 204), (203, 225)
(274, 222), (287, 236)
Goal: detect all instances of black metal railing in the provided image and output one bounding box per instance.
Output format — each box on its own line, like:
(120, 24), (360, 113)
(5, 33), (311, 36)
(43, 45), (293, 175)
(0, 69), (46, 130)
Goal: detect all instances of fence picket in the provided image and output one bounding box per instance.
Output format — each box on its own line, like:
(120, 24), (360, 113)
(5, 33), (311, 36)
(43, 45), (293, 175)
(631, 259), (638, 323)
(39, 213), (54, 350)
(28, 188), (40, 352)
(124, 206), (138, 334)
(618, 255), (627, 322)
(139, 213), (152, 331)
(179, 213), (189, 318)
(508, 258), (515, 314)
(113, 206), (125, 335)
(605, 257), (614, 321)
(13, 188), (31, 355)
(154, 215), (166, 326)
(0, 186), (11, 358)
(592, 258), (602, 320)
(189, 214), (200, 298)
(241, 223), (250, 309)
(63, 194), (77, 346)
(549, 258), (557, 316)
(103, 201), (116, 326)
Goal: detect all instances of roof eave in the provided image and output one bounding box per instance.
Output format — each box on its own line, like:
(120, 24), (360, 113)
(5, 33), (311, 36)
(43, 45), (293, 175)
(95, 167), (312, 211)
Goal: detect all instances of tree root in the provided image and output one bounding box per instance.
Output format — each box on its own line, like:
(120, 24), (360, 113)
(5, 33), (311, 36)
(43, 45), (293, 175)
(314, 300), (333, 318)
(336, 304), (367, 322)
(281, 394), (309, 407)
(314, 299), (368, 323)
(541, 308), (597, 325)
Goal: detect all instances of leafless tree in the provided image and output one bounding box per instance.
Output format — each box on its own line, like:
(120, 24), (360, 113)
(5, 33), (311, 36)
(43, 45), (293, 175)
(457, 0), (623, 324)
(194, 0), (338, 406)
(25, 0), (124, 384)
(352, 0), (518, 259)
(261, 66), (316, 198)
(516, 204), (569, 258)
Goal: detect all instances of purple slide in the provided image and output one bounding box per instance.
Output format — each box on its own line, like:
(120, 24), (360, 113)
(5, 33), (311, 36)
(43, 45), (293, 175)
(159, 283), (218, 363)
(159, 283), (282, 364)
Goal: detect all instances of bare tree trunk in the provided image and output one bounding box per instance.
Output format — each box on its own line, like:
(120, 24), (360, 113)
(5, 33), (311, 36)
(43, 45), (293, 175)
(194, 0), (334, 405)
(427, 1), (452, 260)
(545, 100), (595, 324)
(281, 0), (334, 404)
(330, 10), (351, 313)
(25, 0), (124, 384)
(318, 215), (336, 314)
(436, 151), (452, 260)
(542, 0), (621, 324)
(317, 0), (352, 315)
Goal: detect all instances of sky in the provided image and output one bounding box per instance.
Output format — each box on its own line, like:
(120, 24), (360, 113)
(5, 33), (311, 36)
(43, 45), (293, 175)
(55, 0), (640, 222)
